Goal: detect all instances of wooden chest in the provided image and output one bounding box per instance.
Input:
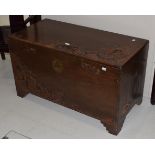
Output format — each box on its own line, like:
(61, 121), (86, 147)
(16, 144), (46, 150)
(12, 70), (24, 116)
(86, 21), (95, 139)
(9, 19), (149, 135)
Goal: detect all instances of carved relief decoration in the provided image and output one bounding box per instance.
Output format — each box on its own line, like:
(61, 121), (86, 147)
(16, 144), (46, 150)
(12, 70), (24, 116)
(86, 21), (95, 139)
(81, 61), (100, 75)
(11, 53), (64, 103)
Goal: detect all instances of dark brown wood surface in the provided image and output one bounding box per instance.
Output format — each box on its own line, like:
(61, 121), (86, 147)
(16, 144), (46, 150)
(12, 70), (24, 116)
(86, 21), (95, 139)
(9, 19), (149, 135)
(10, 19), (148, 68)
(151, 71), (155, 104)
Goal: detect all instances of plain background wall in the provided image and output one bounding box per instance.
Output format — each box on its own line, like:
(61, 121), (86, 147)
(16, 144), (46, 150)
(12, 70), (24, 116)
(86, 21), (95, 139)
(0, 15), (9, 25)
(0, 15), (155, 100)
(0, 15), (29, 26)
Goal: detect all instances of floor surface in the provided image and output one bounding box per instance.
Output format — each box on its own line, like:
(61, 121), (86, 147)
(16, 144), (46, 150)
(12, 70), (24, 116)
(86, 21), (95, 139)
(0, 54), (155, 139)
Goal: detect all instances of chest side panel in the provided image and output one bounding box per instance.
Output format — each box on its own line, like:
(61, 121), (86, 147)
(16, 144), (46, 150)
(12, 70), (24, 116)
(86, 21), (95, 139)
(119, 43), (149, 122)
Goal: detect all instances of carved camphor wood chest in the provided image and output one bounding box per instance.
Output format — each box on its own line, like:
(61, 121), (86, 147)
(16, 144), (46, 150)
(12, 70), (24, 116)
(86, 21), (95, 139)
(9, 19), (149, 135)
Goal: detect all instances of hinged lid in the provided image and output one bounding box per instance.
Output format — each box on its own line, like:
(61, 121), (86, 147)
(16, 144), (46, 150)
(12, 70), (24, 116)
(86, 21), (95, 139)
(10, 19), (148, 68)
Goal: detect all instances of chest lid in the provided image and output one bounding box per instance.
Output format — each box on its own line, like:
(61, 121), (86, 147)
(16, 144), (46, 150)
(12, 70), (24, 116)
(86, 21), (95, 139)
(10, 19), (148, 68)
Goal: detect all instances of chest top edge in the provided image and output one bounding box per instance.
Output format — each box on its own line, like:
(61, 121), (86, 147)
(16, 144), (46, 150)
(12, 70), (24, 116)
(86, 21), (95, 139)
(9, 19), (149, 68)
